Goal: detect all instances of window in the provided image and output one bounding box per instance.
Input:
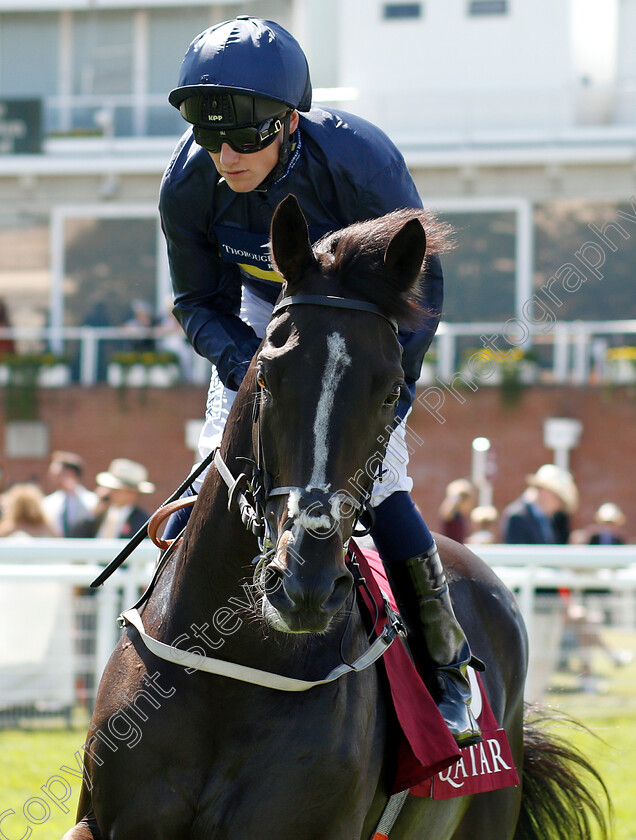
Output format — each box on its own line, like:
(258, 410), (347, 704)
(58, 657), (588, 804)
(434, 211), (516, 323)
(468, 1), (508, 15)
(147, 7), (212, 136)
(64, 217), (157, 329)
(534, 200), (636, 321)
(0, 13), (59, 98)
(383, 4), (422, 20)
(72, 10), (134, 96)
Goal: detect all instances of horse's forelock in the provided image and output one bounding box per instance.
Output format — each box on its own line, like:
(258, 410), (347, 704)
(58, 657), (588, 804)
(314, 209), (453, 328)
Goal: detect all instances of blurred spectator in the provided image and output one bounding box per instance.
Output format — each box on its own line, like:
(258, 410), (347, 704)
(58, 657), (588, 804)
(438, 478), (477, 543)
(0, 483), (60, 539)
(589, 502), (627, 545)
(71, 458), (154, 539)
(501, 464), (579, 544)
(560, 596), (633, 692)
(466, 505), (499, 545)
(124, 299), (156, 353)
(157, 297), (193, 381)
(0, 297), (16, 359)
(551, 506), (573, 545)
(43, 450), (98, 537)
(570, 502), (628, 545)
(82, 295), (113, 381)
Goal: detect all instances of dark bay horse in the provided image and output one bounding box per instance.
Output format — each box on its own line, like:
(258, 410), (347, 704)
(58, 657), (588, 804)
(64, 197), (608, 840)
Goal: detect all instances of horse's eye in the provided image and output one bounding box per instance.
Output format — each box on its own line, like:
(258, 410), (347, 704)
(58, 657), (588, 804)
(256, 369), (268, 390)
(384, 384), (402, 406)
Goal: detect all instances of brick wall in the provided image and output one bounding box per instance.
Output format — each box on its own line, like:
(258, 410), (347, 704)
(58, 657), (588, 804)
(408, 385), (636, 540)
(1, 384), (635, 541)
(0, 386), (204, 515)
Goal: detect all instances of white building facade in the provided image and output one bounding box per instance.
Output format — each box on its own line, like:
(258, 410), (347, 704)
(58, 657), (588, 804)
(0, 0), (634, 375)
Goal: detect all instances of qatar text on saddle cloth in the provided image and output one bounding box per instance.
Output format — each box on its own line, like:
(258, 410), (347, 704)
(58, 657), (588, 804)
(349, 541), (520, 799)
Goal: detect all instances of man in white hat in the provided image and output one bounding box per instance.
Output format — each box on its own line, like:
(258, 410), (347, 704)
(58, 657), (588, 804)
(71, 459), (155, 539)
(501, 464), (579, 544)
(588, 503), (627, 545)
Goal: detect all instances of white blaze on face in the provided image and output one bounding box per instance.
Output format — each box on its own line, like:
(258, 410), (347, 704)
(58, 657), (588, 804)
(286, 488), (332, 532)
(308, 332), (351, 492)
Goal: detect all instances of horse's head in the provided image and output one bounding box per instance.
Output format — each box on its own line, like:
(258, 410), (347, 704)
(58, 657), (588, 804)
(245, 195), (444, 634)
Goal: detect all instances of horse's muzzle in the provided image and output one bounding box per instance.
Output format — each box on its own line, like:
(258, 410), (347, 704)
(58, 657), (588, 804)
(260, 528), (353, 634)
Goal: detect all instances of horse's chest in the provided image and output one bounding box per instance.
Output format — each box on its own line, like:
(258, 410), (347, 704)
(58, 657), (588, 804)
(187, 695), (384, 839)
(191, 752), (365, 840)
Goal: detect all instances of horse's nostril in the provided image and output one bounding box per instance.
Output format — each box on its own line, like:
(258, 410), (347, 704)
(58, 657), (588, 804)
(324, 571), (353, 612)
(263, 565), (286, 597)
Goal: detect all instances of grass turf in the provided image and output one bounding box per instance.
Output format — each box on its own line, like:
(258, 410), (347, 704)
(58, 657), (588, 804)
(2, 629), (635, 839)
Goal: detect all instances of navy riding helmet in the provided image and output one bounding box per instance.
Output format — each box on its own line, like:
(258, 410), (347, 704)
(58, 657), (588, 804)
(170, 17), (311, 112)
(169, 17), (312, 182)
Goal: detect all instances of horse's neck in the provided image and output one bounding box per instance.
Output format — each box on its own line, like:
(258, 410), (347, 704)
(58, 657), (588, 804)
(149, 381), (258, 626)
(151, 378), (369, 678)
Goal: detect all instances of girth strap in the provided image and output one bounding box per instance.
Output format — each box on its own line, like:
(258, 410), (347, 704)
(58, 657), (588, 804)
(120, 606), (398, 692)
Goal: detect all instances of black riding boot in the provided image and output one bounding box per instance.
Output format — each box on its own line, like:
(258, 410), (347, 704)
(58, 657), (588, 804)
(384, 543), (482, 748)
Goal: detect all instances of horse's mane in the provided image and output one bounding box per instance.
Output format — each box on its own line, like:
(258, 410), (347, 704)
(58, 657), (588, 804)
(313, 209), (454, 328)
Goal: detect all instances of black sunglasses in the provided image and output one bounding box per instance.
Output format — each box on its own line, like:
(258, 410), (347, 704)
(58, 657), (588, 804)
(193, 113), (289, 154)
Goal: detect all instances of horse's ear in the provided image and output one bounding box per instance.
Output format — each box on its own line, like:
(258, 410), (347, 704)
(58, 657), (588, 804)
(271, 195), (317, 289)
(383, 218), (427, 289)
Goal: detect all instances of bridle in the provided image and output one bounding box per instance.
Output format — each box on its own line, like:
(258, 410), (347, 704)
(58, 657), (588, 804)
(214, 293), (399, 568)
(118, 294), (405, 691)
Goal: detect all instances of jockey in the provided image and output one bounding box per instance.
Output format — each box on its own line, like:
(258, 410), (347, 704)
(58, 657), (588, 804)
(159, 16), (481, 748)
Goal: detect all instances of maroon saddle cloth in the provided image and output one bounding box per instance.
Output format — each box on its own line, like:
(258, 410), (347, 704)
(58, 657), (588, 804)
(348, 540), (520, 799)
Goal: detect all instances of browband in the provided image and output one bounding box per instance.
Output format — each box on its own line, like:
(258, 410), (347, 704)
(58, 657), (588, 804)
(271, 294), (399, 333)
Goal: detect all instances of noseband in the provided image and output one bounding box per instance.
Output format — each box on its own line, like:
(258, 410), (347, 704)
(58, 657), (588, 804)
(215, 294), (398, 560)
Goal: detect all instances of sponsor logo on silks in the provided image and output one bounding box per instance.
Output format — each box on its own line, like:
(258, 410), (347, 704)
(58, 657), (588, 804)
(214, 226), (283, 285)
(214, 221), (335, 286)
(220, 242), (272, 265)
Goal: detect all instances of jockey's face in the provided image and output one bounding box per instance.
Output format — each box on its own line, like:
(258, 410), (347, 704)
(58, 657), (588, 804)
(208, 111), (299, 193)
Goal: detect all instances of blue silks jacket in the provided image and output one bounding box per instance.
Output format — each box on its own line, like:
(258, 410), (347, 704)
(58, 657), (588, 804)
(159, 105), (443, 421)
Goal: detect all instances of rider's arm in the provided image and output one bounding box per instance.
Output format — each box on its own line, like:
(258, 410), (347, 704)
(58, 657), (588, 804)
(395, 252), (444, 423)
(159, 155), (261, 391)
